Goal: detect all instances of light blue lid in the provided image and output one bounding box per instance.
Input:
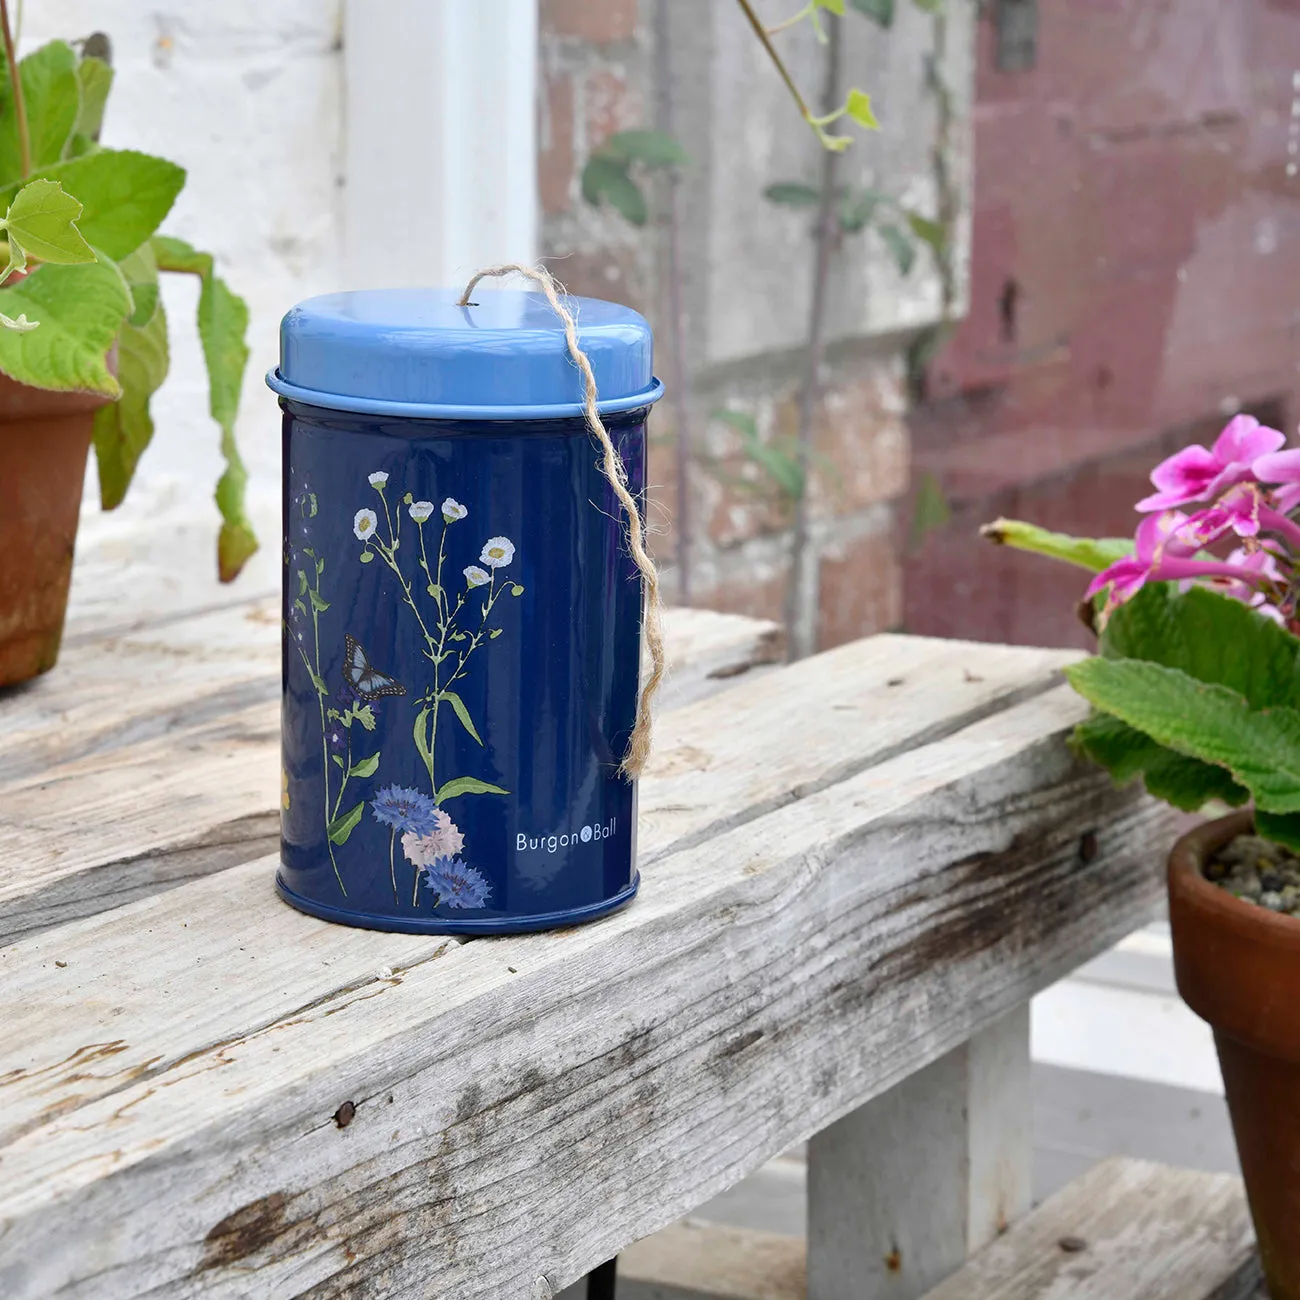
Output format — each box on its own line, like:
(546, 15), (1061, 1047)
(266, 287), (663, 420)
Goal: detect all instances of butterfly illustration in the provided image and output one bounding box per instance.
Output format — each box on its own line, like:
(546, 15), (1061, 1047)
(343, 634), (406, 699)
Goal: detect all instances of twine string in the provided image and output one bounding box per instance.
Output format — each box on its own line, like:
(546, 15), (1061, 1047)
(457, 263), (665, 779)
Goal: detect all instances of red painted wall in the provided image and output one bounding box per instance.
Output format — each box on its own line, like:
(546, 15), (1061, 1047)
(905, 0), (1300, 648)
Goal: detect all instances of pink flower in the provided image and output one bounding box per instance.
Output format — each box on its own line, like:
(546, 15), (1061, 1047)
(1087, 510), (1278, 611)
(1253, 447), (1300, 513)
(1136, 415), (1284, 512)
(401, 809), (466, 866)
(1212, 546), (1287, 624)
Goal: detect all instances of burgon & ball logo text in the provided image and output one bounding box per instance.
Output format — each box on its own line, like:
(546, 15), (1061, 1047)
(517, 817), (617, 854)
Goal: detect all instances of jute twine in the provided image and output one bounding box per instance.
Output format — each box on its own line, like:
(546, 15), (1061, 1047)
(457, 263), (665, 780)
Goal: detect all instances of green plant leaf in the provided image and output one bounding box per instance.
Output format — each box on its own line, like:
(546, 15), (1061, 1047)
(74, 55), (114, 142)
(581, 155), (648, 225)
(878, 223), (915, 275)
(711, 408), (759, 438)
(601, 129), (689, 167)
(850, 0), (895, 25)
(1065, 657), (1300, 814)
(905, 210), (946, 254)
(435, 775), (509, 803)
(839, 188), (883, 233)
(980, 519), (1134, 573)
(152, 234), (255, 581)
(308, 588), (330, 612)
(845, 88), (881, 131)
(327, 801), (365, 846)
(92, 301), (169, 507)
(816, 0), (847, 11)
(1101, 584), (1300, 710)
(441, 689), (483, 745)
(911, 0), (943, 11)
(353, 704), (377, 732)
(0, 150), (185, 260)
(349, 751), (381, 779)
(331, 754), (345, 770)
(1073, 711), (1248, 811)
(764, 181), (821, 207)
(2, 178), (94, 263)
(0, 258), (129, 393)
(117, 241), (159, 327)
(1254, 811), (1300, 854)
(0, 41), (79, 178)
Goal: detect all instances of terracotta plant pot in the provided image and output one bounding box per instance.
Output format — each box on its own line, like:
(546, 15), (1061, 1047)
(0, 373), (113, 686)
(1170, 810), (1300, 1299)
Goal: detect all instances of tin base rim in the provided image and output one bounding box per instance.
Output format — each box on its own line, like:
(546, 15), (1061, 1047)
(275, 871), (640, 935)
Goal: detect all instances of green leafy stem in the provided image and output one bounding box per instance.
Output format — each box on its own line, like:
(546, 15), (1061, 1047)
(362, 481), (522, 805)
(290, 491), (382, 893)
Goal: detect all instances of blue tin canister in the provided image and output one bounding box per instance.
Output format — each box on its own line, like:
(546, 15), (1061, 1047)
(268, 288), (663, 934)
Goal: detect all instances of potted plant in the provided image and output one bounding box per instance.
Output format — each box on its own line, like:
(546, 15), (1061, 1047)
(0, 14), (253, 687)
(984, 413), (1300, 1298)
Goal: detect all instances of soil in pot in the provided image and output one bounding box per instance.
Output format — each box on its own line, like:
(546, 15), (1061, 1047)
(0, 376), (113, 687)
(1170, 812), (1300, 1300)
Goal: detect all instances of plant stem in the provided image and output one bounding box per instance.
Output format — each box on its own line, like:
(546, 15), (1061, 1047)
(306, 575), (347, 896)
(784, 15), (842, 662)
(389, 829), (399, 905)
(654, 0), (694, 605)
(735, 0), (816, 125)
(0, 0), (30, 179)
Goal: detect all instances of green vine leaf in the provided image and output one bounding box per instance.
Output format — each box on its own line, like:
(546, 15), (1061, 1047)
(600, 129), (689, 168)
(413, 705), (434, 779)
(435, 775), (509, 803)
(352, 704), (377, 732)
(845, 88), (881, 131)
(441, 689), (483, 745)
(581, 155), (647, 226)
(308, 589), (330, 613)
(850, 0), (895, 26)
(117, 241), (160, 327)
(327, 801), (365, 846)
(91, 301), (169, 508)
(764, 181), (821, 207)
(0, 259), (129, 394)
(877, 223), (916, 276)
(331, 754), (345, 770)
(310, 671), (329, 696)
(349, 751), (381, 779)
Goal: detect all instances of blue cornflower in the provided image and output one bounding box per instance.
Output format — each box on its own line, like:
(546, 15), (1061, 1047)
(370, 785), (438, 836)
(327, 724), (346, 752)
(422, 857), (491, 910)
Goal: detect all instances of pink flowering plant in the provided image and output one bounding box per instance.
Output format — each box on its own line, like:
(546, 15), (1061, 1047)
(984, 414), (1300, 850)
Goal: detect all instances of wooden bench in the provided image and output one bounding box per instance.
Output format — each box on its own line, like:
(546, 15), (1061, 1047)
(615, 1159), (1263, 1300)
(0, 522), (1183, 1298)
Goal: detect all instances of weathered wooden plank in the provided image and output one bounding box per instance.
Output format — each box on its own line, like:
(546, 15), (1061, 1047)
(618, 1221), (806, 1300)
(0, 600), (792, 944)
(921, 1158), (1260, 1300)
(806, 1006), (1032, 1300)
(653, 607), (782, 708)
(0, 686), (1175, 1299)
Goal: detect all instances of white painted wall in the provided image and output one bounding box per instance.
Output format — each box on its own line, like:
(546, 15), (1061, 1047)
(22, 0), (345, 551)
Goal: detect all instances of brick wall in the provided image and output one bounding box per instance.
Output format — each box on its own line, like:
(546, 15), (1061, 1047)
(906, 0), (1300, 649)
(538, 0), (970, 652)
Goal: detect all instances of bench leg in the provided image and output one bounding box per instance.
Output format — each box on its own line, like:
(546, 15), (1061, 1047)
(807, 1005), (1033, 1300)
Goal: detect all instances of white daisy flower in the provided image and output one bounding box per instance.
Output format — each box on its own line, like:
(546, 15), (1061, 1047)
(408, 500), (435, 523)
(368, 471), (389, 488)
(353, 508), (379, 541)
(442, 498), (468, 523)
(480, 536), (515, 568)
(463, 565), (490, 588)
